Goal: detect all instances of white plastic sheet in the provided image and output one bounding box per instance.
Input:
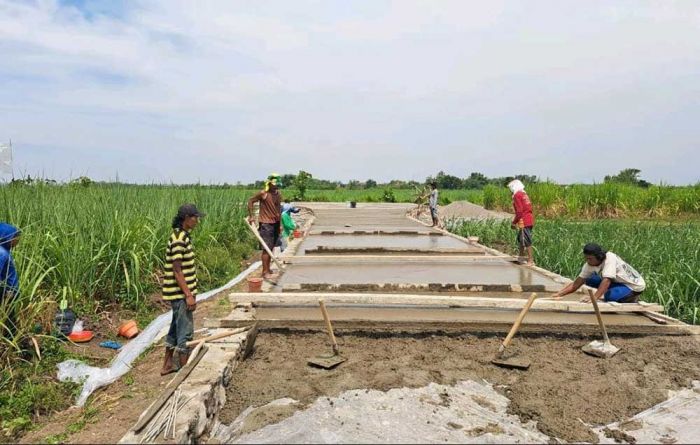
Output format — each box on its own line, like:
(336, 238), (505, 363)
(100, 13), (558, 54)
(0, 143), (12, 174)
(58, 261), (261, 406)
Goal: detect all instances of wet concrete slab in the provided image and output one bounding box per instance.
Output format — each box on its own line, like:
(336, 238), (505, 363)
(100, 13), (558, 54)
(309, 226), (438, 235)
(276, 261), (561, 287)
(298, 234), (476, 254)
(253, 306), (657, 327)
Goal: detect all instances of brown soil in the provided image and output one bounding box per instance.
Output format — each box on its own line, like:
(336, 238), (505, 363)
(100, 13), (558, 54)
(221, 331), (700, 443)
(19, 266), (257, 444)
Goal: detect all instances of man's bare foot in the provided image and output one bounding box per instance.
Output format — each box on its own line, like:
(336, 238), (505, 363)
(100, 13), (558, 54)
(160, 366), (177, 376)
(527, 261), (535, 267)
(263, 273), (279, 284)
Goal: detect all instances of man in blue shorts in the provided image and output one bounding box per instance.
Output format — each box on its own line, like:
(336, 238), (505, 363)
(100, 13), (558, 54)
(550, 243), (646, 303)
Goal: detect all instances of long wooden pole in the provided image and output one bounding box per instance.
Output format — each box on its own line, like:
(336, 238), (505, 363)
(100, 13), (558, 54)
(185, 327), (250, 347)
(588, 289), (610, 343)
(319, 300), (339, 355)
(498, 292), (538, 353)
(244, 218), (285, 271)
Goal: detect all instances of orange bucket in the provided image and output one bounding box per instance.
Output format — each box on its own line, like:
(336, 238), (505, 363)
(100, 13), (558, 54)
(68, 330), (94, 343)
(293, 230), (302, 239)
(247, 277), (263, 292)
(118, 320), (139, 339)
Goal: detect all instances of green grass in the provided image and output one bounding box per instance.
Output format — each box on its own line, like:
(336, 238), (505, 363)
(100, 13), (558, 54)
(449, 219), (700, 324)
(0, 181), (698, 440)
(0, 183), (258, 441)
(482, 182), (700, 218)
(0, 184), (256, 342)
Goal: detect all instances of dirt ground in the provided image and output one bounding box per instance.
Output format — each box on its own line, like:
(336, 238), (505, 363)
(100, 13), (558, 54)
(19, 259), (259, 445)
(221, 330), (700, 443)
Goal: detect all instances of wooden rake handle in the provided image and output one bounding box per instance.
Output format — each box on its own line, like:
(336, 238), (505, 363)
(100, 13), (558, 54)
(500, 292), (538, 351)
(319, 300), (339, 355)
(588, 289), (610, 343)
(244, 218), (285, 271)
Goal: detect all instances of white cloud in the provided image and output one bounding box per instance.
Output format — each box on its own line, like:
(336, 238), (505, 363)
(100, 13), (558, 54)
(0, 0), (699, 184)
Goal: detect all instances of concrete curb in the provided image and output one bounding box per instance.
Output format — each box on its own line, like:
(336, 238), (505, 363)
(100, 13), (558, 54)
(119, 323), (257, 444)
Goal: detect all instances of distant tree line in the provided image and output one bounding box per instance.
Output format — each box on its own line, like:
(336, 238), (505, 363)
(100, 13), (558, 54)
(4, 169), (654, 190)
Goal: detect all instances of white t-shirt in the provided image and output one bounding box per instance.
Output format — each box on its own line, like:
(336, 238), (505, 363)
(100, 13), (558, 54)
(579, 251), (646, 292)
(429, 189), (438, 209)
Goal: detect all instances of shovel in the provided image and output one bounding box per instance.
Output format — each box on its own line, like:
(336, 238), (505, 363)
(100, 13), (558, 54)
(308, 300), (347, 369)
(492, 292), (537, 370)
(582, 289), (620, 358)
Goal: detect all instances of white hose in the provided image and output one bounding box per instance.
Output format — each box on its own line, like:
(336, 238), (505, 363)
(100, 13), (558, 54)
(57, 261), (262, 406)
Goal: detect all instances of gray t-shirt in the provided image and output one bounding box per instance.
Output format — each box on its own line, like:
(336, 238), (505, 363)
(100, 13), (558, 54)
(579, 251), (646, 292)
(429, 189), (438, 209)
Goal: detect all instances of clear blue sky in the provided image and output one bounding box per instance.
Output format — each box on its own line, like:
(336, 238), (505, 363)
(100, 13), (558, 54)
(1, 0), (699, 184)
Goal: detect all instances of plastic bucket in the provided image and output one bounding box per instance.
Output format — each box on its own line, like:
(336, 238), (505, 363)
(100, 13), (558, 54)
(293, 229), (302, 239)
(118, 320), (139, 339)
(247, 277), (263, 292)
(68, 330), (94, 343)
(349, 201), (357, 208)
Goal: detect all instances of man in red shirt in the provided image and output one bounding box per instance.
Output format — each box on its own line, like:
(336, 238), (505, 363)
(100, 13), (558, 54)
(508, 179), (535, 266)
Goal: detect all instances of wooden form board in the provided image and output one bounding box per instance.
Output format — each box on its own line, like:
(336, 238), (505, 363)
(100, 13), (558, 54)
(229, 292), (664, 313)
(216, 317), (697, 336)
(283, 255), (517, 264)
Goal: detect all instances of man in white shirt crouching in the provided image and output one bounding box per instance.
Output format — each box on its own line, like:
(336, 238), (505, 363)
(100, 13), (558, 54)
(550, 243), (646, 303)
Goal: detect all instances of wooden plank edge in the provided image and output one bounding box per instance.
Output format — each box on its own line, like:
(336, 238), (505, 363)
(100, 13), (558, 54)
(227, 292), (663, 313)
(217, 319), (697, 336)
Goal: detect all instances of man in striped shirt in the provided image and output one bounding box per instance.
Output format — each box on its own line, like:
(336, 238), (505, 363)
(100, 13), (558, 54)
(161, 204), (204, 376)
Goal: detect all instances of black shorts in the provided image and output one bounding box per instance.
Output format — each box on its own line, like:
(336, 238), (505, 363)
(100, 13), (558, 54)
(517, 226), (533, 248)
(259, 222), (280, 251)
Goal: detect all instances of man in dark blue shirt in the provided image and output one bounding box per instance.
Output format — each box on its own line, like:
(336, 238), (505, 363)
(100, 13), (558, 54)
(0, 223), (21, 339)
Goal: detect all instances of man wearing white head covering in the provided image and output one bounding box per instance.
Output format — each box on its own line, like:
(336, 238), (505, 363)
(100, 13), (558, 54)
(507, 179), (535, 266)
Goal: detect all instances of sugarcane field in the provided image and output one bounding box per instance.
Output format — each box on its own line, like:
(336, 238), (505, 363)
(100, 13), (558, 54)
(1, 2), (700, 444)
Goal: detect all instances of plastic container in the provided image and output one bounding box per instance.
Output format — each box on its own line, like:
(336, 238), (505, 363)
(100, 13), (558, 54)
(68, 331), (94, 343)
(293, 229), (302, 239)
(118, 320), (139, 339)
(247, 277), (263, 292)
(54, 309), (76, 336)
(349, 201), (357, 208)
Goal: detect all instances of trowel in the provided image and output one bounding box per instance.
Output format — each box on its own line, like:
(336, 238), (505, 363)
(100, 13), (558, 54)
(491, 292), (537, 370)
(308, 300), (347, 369)
(582, 290), (620, 358)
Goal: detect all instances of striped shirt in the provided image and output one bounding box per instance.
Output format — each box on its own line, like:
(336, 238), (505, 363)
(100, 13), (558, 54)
(162, 228), (198, 301)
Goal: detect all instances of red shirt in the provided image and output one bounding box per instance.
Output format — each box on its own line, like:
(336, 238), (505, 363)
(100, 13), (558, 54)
(512, 190), (534, 227)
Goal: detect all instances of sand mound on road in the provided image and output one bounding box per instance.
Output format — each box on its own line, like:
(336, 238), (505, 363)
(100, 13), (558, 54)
(440, 201), (511, 221)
